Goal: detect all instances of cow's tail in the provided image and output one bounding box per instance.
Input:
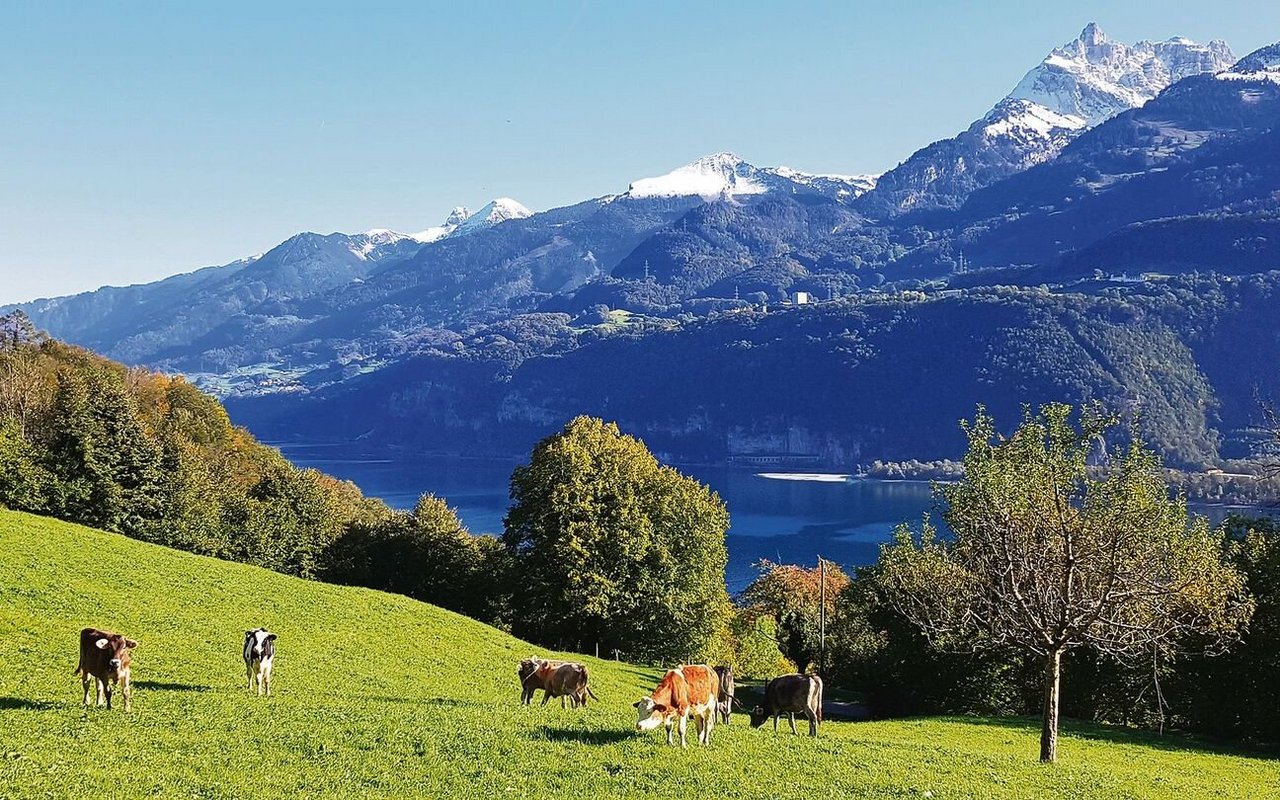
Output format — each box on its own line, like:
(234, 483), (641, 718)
(814, 676), (824, 724)
(585, 685), (599, 702)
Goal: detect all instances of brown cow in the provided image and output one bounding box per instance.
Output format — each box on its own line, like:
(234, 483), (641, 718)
(520, 657), (598, 708)
(517, 656), (565, 704)
(633, 664), (719, 747)
(74, 628), (137, 711)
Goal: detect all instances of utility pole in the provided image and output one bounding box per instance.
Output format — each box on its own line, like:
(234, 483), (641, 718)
(818, 556), (826, 677)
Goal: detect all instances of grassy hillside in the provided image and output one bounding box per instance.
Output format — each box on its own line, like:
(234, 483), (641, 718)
(1, 509), (1276, 799)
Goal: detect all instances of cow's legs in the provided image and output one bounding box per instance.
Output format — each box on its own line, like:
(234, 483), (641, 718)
(772, 714), (778, 732)
(703, 710), (715, 745)
(665, 719), (674, 746)
(788, 713), (798, 735)
(103, 680), (113, 710)
(805, 707), (818, 736)
(96, 677), (106, 707)
(80, 672), (91, 707)
(246, 662), (254, 691)
(264, 667), (272, 697)
(677, 714), (688, 748)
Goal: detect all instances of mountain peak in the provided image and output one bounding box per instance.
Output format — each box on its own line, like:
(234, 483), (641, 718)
(1007, 25), (1236, 128)
(444, 206), (472, 227)
(453, 198), (533, 235)
(1079, 22), (1106, 47)
(858, 25), (1235, 217)
(625, 153), (765, 200)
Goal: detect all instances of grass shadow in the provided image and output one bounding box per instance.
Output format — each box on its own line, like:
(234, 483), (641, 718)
(133, 680), (212, 693)
(0, 696), (59, 711)
(954, 715), (1279, 761)
(537, 726), (636, 745)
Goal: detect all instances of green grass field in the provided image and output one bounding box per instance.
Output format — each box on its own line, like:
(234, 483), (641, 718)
(1, 509), (1277, 798)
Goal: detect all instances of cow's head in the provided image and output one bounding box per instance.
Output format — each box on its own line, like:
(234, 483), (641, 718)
(245, 629), (276, 659)
(517, 657), (541, 681)
(748, 705), (769, 728)
(94, 634), (137, 677)
(633, 697), (669, 731)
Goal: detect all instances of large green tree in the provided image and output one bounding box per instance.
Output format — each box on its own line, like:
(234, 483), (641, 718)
(879, 404), (1253, 763)
(503, 416), (729, 661)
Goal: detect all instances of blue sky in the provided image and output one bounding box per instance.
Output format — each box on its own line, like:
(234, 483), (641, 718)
(2, 1), (1277, 304)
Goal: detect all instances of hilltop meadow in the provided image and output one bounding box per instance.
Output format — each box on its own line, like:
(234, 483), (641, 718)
(2, 511), (1278, 799)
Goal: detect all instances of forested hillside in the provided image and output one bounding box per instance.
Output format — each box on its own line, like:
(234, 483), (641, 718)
(231, 273), (1280, 470)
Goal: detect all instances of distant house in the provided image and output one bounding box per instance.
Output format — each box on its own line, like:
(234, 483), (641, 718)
(791, 291), (812, 305)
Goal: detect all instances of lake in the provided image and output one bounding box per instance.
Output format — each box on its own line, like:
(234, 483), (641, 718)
(278, 443), (1257, 593)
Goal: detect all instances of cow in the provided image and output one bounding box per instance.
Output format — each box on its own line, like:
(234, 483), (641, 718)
(749, 673), (823, 736)
(713, 665), (736, 724)
(520, 657), (597, 707)
(517, 656), (565, 705)
(243, 628), (277, 696)
(633, 664), (719, 747)
(74, 628), (137, 711)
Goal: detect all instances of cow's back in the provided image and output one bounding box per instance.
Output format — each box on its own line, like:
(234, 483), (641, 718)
(765, 674), (816, 713)
(679, 665), (719, 707)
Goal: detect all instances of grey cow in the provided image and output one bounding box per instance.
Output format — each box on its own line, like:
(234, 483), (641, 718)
(713, 665), (736, 724)
(749, 673), (823, 736)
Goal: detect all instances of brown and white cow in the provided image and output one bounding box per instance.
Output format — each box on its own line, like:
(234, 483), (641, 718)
(633, 664), (719, 747)
(74, 628), (137, 711)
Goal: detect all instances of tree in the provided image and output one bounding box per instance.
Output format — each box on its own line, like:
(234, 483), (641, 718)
(879, 404), (1253, 762)
(0, 311), (44, 350)
(503, 416), (729, 661)
(741, 560), (849, 672)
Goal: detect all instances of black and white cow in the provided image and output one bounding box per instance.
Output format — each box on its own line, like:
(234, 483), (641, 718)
(749, 673), (823, 736)
(243, 628), (277, 696)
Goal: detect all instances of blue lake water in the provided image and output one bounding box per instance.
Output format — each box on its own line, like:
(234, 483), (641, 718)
(278, 443), (1258, 593)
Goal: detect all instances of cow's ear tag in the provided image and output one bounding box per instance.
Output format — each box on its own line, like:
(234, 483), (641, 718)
(95, 638), (110, 650)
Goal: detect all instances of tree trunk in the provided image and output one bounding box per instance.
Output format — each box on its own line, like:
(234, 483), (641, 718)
(1040, 648), (1062, 763)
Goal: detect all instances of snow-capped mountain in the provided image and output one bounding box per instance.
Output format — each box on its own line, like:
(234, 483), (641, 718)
(453, 197), (533, 234)
(623, 153), (876, 202)
(859, 23), (1235, 216)
(411, 206), (472, 243)
(1217, 42), (1280, 83)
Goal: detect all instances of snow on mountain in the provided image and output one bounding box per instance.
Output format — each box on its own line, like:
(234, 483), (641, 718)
(763, 166), (878, 199)
(1217, 43), (1280, 84)
(453, 198), (533, 234)
(1007, 22), (1235, 129)
(411, 206), (472, 243)
(860, 23), (1236, 215)
(625, 153), (768, 200)
(624, 153), (876, 201)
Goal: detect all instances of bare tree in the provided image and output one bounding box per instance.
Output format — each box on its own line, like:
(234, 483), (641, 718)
(880, 404), (1253, 763)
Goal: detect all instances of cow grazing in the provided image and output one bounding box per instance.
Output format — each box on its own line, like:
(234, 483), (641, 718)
(713, 665), (736, 724)
(243, 628), (277, 696)
(74, 628), (137, 711)
(634, 664), (719, 747)
(520, 657), (597, 708)
(749, 673), (823, 736)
